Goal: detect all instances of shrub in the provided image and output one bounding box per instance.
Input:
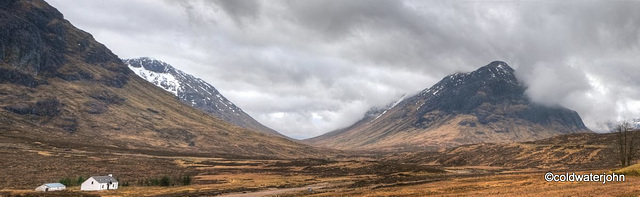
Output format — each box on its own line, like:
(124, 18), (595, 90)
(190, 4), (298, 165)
(181, 175), (192, 186)
(76, 176), (84, 185)
(136, 175), (193, 187)
(160, 176), (170, 186)
(59, 177), (73, 186)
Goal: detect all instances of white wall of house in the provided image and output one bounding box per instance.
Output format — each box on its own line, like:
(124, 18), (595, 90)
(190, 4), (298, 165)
(102, 182), (118, 190)
(81, 177), (101, 191)
(81, 177), (119, 191)
(35, 185), (65, 192)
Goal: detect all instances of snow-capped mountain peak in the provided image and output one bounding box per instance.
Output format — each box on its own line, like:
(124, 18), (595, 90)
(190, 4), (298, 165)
(124, 57), (284, 137)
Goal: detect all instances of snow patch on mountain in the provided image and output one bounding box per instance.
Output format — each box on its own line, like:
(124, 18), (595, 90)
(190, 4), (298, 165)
(123, 57), (239, 116)
(128, 64), (181, 96)
(369, 94), (406, 123)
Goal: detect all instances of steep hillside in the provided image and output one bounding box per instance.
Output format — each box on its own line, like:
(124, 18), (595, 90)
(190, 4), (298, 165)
(306, 61), (590, 151)
(391, 132), (618, 169)
(0, 0), (319, 158)
(124, 57), (284, 137)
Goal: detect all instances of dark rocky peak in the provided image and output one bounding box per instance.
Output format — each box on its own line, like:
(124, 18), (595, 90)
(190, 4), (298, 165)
(442, 61), (517, 88)
(412, 61), (526, 116)
(123, 57), (172, 73)
(417, 61), (519, 99)
(481, 60), (514, 72)
(469, 61), (517, 84)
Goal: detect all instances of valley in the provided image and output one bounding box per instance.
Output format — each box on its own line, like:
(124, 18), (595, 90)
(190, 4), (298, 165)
(1, 132), (636, 196)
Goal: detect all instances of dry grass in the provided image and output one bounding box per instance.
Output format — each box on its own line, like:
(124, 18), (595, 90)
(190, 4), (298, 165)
(0, 141), (440, 196)
(614, 163), (640, 176)
(35, 151), (53, 156)
(2, 138), (638, 197)
(309, 170), (640, 197)
(1, 130), (631, 196)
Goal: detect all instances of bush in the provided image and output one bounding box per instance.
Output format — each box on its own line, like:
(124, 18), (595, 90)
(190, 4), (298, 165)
(59, 177), (73, 186)
(149, 178), (159, 186)
(160, 176), (170, 186)
(181, 175), (192, 186)
(135, 175), (192, 187)
(58, 175), (88, 187)
(76, 176), (84, 185)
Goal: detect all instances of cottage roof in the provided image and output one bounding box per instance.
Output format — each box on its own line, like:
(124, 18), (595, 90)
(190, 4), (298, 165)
(91, 176), (117, 183)
(43, 183), (65, 188)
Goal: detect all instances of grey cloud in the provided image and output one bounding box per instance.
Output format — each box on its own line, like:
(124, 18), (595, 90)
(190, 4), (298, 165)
(520, 61), (591, 106)
(284, 0), (426, 38)
(214, 0), (260, 25)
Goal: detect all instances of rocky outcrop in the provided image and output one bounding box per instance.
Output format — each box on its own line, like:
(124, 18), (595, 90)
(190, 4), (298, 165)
(0, 0), (130, 88)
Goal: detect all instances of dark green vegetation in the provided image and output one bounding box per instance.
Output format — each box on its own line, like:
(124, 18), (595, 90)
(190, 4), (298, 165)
(135, 175), (192, 187)
(57, 176), (84, 187)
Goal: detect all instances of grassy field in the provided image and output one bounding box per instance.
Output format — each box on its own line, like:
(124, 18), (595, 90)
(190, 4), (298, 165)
(4, 155), (636, 197)
(300, 170), (640, 196)
(2, 151), (635, 197)
(1, 132), (636, 196)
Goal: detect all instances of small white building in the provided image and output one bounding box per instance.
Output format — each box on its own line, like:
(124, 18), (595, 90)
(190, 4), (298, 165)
(80, 174), (118, 191)
(35, 183), (66, 192)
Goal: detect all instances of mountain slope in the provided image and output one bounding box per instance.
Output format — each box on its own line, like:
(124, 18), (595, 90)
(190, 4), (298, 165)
(123, 57), (284, 137)
(0, 0), (319, 158)
(306, 61), (590, 151)
(390, 132), (617, 169)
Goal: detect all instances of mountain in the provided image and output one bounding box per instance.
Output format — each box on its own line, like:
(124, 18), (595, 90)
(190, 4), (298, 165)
(0, 0), (320, 158)
(123, 57), (284, 137)
(306, 61), (590, 151)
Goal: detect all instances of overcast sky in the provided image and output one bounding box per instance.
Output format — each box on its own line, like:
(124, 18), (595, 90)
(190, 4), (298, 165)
(48, 0), (640, 139)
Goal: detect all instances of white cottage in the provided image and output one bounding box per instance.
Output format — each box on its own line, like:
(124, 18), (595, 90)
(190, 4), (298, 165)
(80, 174), (118, 191)
(35, 183), (66, 192)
